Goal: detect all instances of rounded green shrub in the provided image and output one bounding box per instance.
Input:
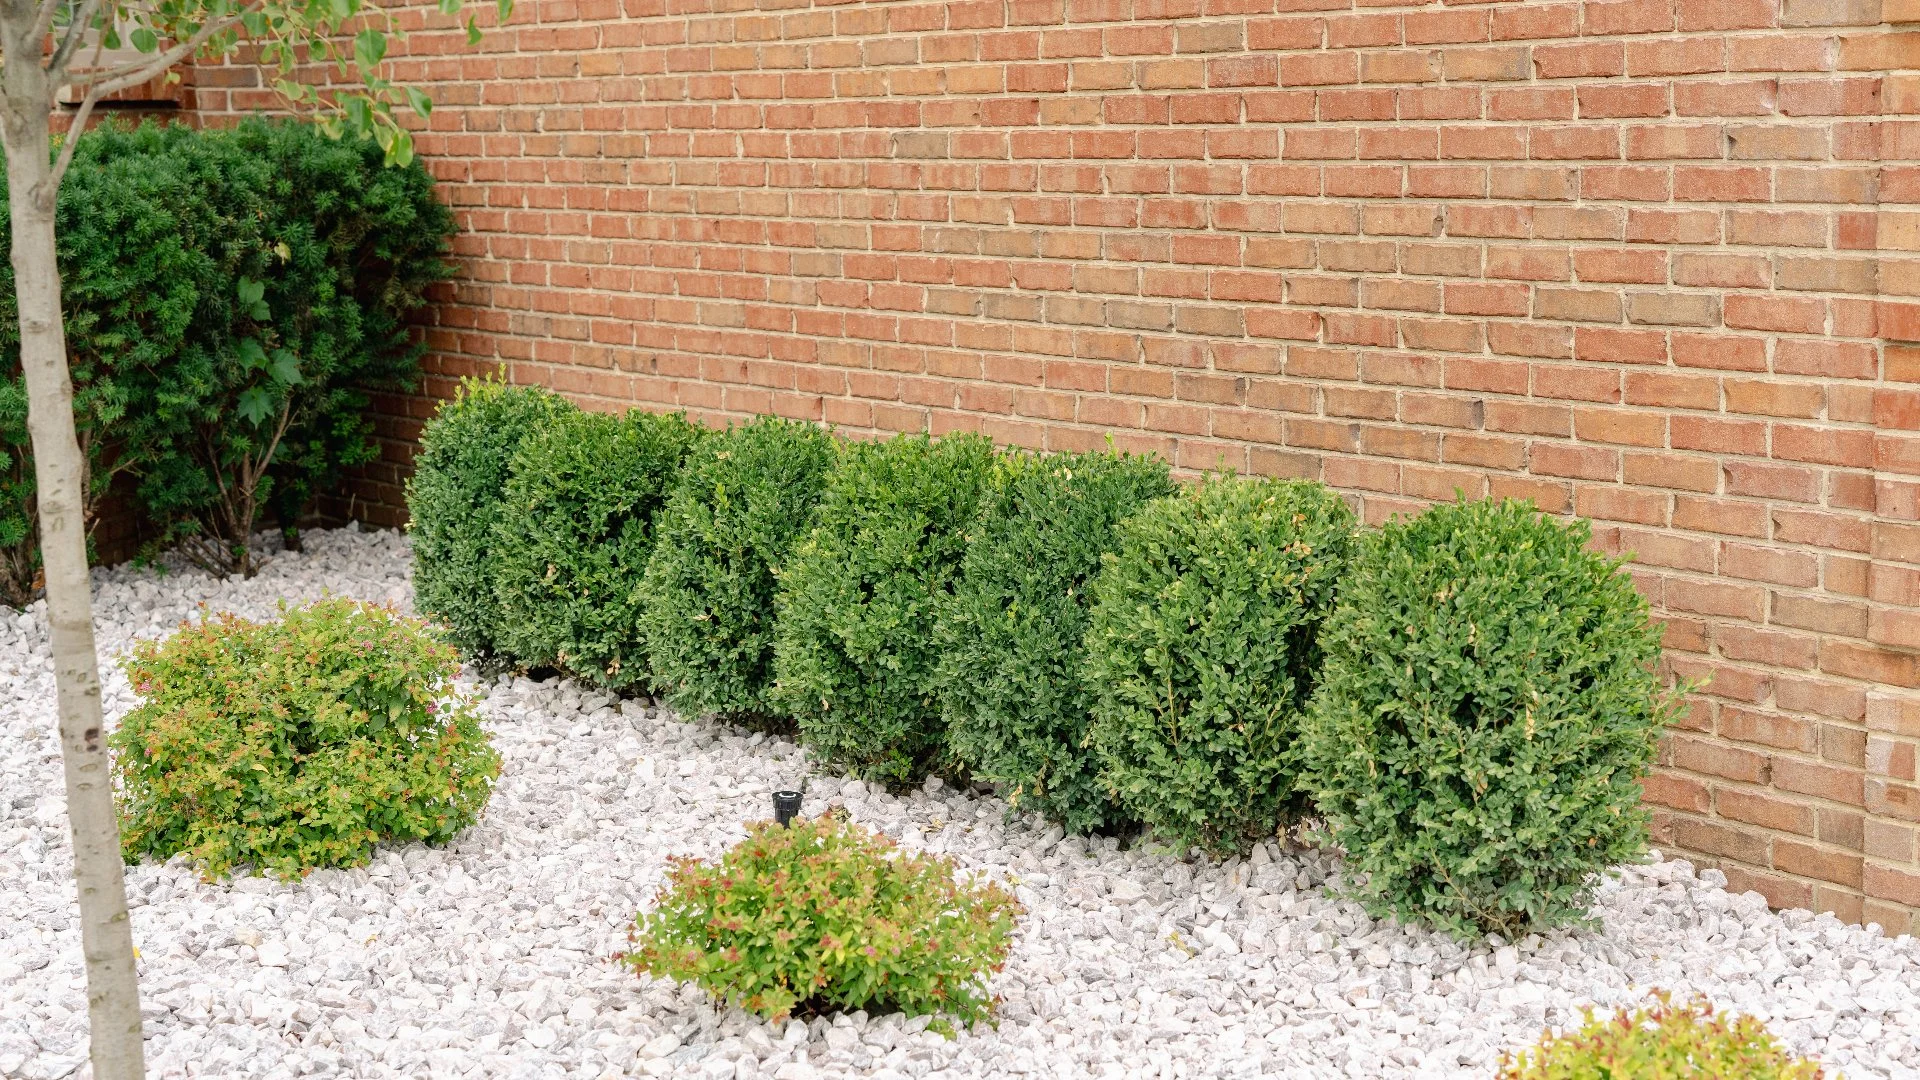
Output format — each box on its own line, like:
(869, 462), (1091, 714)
(621, 814), (1021, 1032)
(1498, 991), (1826, 1079)
(1084, 476), (1355, 855)
(772, 432), (997, 785)
(490, 407), (702, 688)
(938, 448), (1175, 835)
(1299, 497), (1675, 939)
(637, 416), (838, 725)
(407, 378), (574, 660)
(112, 599), (499, 879)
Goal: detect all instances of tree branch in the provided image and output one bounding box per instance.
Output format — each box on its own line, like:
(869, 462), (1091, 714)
(30, 0), (77, 62)
(60, 10), (243, 93)
(45, 0), (108, 80)
(43, 11), (244, 196)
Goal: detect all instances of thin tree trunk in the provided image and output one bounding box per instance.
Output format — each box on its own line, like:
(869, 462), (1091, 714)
(0, 33), (145, 1080)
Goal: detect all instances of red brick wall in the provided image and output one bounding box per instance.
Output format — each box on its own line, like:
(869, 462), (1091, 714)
(185, 0), (1920, 932)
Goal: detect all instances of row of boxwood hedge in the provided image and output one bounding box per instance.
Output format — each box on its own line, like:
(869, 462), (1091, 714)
(408, 381), (1678, 939)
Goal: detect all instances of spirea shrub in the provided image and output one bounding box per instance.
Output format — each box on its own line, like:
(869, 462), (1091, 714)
(112, 599), (498, 878)
(638, 417), (838, 725)
(938, 448), (1175, 835)
(1497, 992), (1826, 1079)
(772, 432), (997, 785)
(408, 379), (574, 660)
(620, 815), (1021, 1032)
(1299, 497), (1675, 939)
(490, 407), (702, 688)
(1084, 476), (1355, 855)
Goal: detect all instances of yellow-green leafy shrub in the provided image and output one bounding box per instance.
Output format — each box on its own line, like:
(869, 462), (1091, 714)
(1299, 497), (1675, 939)
(1084, 476), (1355, 855)
(620, 815), (1021, 1032)
(113, 599), (498, 878)
(1498, 992), (1826, 1079)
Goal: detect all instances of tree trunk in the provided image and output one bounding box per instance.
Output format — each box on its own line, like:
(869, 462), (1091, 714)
(0, 33), (146, 1080)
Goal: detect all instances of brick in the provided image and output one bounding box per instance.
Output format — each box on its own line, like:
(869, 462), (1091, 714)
(1866, 864), (1920, 909)
(1627, 292), (1718, 327)
(1775, 757), (1867, 806)
(1869, 694), (1920, 738)
(1716, 788), (1816, 835)
(1773, 841), (1863, 889)
(1645, 771), (1711, 814)
(1667, 577), (1766, 621)
(1667, 816), (1771, 864)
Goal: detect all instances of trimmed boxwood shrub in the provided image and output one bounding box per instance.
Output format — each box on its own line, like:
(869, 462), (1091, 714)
(1498, 991), (1825, 1079)
(1299, 497), (1674, 939)
(772, 432), (997, 785)
(638, 416), (838, 724)
(113, 599), (499, 878)
(938, 448), (1175, 835)
(407, 379), (574, 660)
(1085, 476), (1355, 855)
(490, 407), (703, 688)
(620, 815), (1021, 1033)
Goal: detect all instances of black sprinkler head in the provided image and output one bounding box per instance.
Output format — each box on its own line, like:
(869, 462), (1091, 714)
(772, 790), (803, 826)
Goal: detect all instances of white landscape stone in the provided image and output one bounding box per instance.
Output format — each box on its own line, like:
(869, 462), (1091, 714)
(0, 526), (1916, 1078)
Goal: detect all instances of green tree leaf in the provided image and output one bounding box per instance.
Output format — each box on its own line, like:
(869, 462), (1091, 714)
(353, 28), (387, 71)
(268, 349), (301, 386)
(235, 387), (275, 426)
(236, 337), (269, 371)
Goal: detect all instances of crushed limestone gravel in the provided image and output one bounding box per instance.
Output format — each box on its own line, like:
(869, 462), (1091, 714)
(2, 526), (1918, 1079)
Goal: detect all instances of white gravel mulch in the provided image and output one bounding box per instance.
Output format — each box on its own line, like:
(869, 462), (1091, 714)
(3, 526), (1920, 1080)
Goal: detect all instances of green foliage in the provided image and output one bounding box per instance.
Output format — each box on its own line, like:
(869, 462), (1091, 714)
(620, 815), (1021, 1031)
(490, 407), (703, 688)
(1084, 476), (1355, 855)
(112, 599), (499, 879)
(938, 448), (1175, 835)
(0, 120), (455, 583)
(51, 0), (513, 167)
(1497, 992), (1826, 1079)
(408, 378), (575, 660)
(0, 379), (34, 606)
(1299, 497), (1675, 939)
(638, 417), (838, 724)
(1, 119), (210, 601)
(772, 432), (998, 786)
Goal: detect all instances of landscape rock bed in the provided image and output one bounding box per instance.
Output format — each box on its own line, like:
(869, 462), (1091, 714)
(3, 528), (1919, 1079)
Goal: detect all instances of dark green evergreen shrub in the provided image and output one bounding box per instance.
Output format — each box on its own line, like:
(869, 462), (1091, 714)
(0, 381), (34, 606)
(490, 407), (702, 688)
(407, 378), (574, 660)
(113, 599), (499, 878)
(1, 120), (209, 602)
(772, 432), (997, 785)
(1084, 476), (1355, 855)
(0, 119), (454, 586)
(938, 448), (1175, 834)
(638, 416), (838, 724)
(1299, 498), (1675, 939)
